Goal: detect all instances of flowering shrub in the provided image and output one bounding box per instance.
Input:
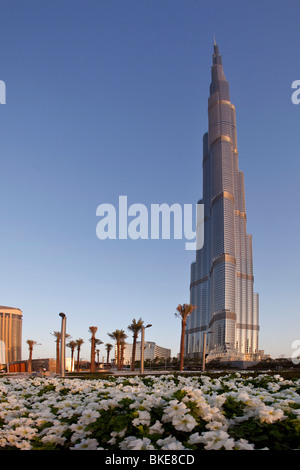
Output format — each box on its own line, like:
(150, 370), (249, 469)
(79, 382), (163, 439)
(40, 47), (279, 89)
(0, 373), (299, 450)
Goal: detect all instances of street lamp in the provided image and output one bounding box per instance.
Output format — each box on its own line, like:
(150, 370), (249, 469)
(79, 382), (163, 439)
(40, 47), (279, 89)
(202, 330), (212, 372)
(140, 324), (152, 374)
(59, 312), (67, 377)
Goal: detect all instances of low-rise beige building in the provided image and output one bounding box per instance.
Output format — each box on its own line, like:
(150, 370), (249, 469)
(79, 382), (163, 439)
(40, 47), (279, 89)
(116, 341), (171, 366)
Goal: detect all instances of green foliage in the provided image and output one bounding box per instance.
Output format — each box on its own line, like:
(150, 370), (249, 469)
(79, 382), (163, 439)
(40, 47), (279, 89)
(141, 377), (154, 387)
(222, 396), (246, 419)
(82, 401), (137, 449)
(171, 389), (187, 401)
(36, 384), (56, 396)
(229, 417), (300, 450)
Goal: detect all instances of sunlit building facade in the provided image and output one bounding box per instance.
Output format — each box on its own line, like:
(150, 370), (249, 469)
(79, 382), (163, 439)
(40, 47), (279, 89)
(186, 41), (259, 361)
(116, 341), (171, 366)
(0, 306), (23, 364)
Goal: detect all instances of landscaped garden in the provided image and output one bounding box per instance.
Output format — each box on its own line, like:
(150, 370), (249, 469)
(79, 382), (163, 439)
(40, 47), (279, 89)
(0, 372), (299, 450)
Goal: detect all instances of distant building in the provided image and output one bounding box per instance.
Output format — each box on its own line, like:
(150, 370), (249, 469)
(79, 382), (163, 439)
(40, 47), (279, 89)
(116, 341), (171, 365)
(0, 306), (23, 364)
(7, 357), (74, 373)
(30, 358), (74, 372)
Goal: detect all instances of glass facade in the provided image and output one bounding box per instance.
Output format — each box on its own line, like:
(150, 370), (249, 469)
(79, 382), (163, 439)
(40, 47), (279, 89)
(0, 307), (23, 364)
(186, 43), (259, 361)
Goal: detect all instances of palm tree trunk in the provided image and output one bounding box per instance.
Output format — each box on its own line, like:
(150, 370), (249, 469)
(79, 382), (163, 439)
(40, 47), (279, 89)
(77, 347), (80, 372)
(71, 348), (74, 372)
(28, 347), (33, 373)
(120, 343), (125, 370)
(131, 334), (137, 371)
(90, 336), (95, 372)
(179, 318), (186, 371)
(56, 339), (60, 374)
(117, 341), (121, 370)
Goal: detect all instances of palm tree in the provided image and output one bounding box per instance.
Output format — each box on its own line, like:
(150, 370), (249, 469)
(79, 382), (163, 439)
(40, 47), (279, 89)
(26, 340), (40, 373)
(96, 349), (100, 366)
(51, 330), (70, 374)
(128, 318), (144, 371)
(175, 303), (196, 371)
(108, 329), (127, 370)
(67, 340), (77, 372)
(105, 343), (113, 369)
(75, 338), (84, 372)
(108, 330), (120, 370)
(120, 330), (128, 370)
(90, 338), (103, 371)
(51, 331), (61, 374)
(89, 326), (98, 372)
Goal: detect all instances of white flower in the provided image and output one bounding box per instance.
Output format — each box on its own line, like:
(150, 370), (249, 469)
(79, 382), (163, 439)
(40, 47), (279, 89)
(258, 406), (285, 423)
(70, 438), (99, 450)
(172, 413), (197, 432)
(237, 391), (250, 402)
(268, 382), (281, 392)
(0, 373), (298, 452)
(119, 436), (137, 449)
(119, 437), (155, 450)
(291, 409), (300, 418)
(107, 429), (127, 444)
(198, 430), (235, 450)
(187, 432), (202, 445)
(205, 419), (228, 431)
(0, 437), (8, 448)
(234, 439), (255, 450)
(5, 432), (21, 447)
(41, 434), (66, 446)
(78, 409), (100, 425)
(149, 420), (164, 434)
(14, 425), (37, 439)
(15, 440), (32, 450)
(132, 410), (151, 427)
(157, 435), (186, 450)
(162, 399), (188, 422)
(69, 422), (86, 434)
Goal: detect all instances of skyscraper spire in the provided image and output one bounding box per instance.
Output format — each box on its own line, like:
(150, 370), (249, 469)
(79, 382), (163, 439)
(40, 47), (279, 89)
(210, 39), (228, 99)
(212, 35), (221, 62)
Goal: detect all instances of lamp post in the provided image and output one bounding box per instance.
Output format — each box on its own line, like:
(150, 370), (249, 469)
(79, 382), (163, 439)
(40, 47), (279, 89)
(202, 330), (212, 372)
(140, 324), (152, 374)
(59, 312), (67, 377)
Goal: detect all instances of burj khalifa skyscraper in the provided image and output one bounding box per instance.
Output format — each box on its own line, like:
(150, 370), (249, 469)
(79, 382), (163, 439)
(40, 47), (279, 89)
(186, 40), (259, 361)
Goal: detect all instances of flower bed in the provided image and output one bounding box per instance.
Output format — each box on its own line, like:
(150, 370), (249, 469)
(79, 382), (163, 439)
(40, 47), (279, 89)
(0, 373), (299, 450)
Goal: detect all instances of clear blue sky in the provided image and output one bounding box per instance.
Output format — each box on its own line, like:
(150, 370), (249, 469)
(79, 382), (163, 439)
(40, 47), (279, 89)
(0, 0), (299, 361)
